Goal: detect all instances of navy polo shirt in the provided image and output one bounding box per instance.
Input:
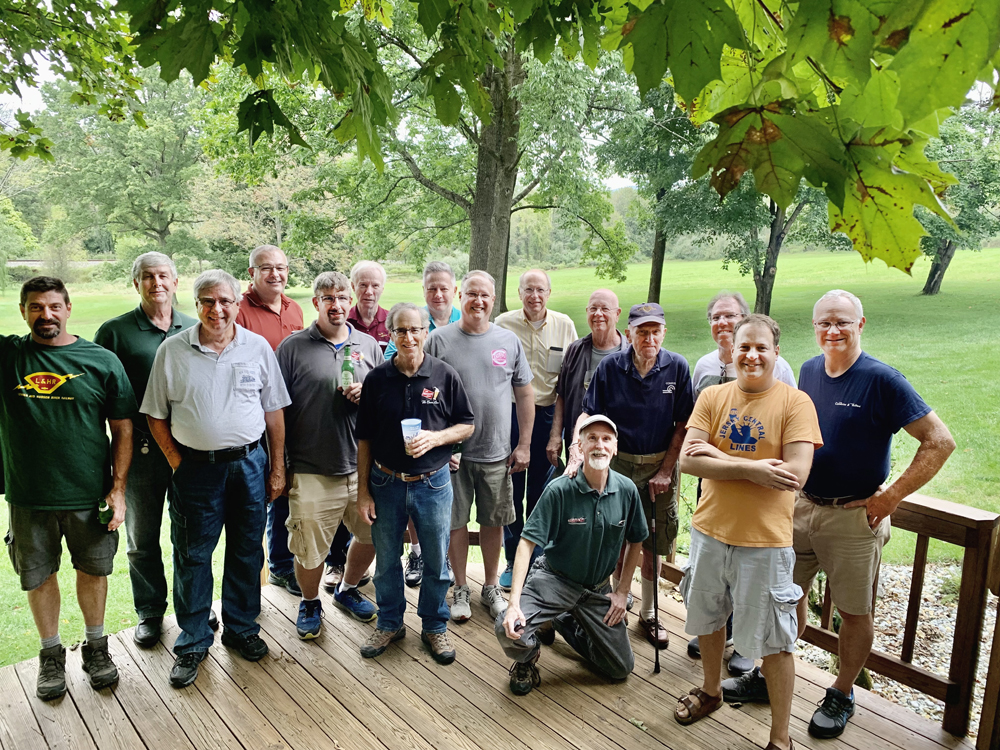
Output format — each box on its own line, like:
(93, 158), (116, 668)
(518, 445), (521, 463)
(356, 353), (475, 474)
(581, 349), (694, 455)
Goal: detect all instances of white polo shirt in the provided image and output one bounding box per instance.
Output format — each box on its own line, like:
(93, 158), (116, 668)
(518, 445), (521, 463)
(141, 323), (291, 451)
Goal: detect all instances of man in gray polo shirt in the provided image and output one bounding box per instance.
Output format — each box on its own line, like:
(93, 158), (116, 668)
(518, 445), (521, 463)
(276, 271), (383, 639)
(142, 269), (291, 689)
(424, 270), (534, 623)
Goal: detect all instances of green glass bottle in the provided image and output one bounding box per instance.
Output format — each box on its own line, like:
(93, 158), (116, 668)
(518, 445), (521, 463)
(98, 500), (113, 525)
(340, 344), (355, 390)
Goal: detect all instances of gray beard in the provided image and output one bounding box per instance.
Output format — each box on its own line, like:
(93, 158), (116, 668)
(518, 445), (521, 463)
(587, 454), (611, 471)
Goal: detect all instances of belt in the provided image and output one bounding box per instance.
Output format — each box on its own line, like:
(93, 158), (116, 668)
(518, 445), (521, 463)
(616, 450), (666, 465)
(180, 440), (260, 464)
(543, 559), (609, 592)
(374, 460), (442, 483)
(802, 490), (864, 507)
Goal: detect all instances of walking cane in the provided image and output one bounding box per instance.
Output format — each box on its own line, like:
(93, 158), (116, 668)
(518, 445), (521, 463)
(651, 491), (660, 674)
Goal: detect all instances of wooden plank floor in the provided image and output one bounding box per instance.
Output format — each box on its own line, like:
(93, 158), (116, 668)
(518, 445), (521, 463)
(0, 564), (975, 750)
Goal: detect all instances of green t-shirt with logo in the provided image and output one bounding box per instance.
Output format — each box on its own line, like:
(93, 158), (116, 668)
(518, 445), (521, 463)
(0, 334), (137, 510)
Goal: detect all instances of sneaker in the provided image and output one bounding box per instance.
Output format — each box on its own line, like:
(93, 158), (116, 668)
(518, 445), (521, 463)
(361, 625), (406, 658)
(36, 644), (67, 700)
(722, 665), (770, 704)
(81, 636), (119, 690)
(728, 651), (754, 676)
(688, 634), (735, 659)
(296, 599), (323, 640)
(809, 687), (856, 739)
(446, 558), (455, 586)
(323, 564), (344, 592)
(481, 584), (507, 620)
(221, 629), (269, 661)
(333, 586), (377, 622)
(626, 591), (634, 612)
(169, 650), (207, 688)
(422, 630), (456, 665)
(268, 571), (302, 597)
(404, 551), (423, 587)
(451, 584), (472, 622)
(499, 562), (514, 591)
(508, 652), (541, 696)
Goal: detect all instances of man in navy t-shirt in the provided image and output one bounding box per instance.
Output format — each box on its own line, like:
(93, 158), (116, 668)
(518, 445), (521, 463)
(791, 290), (954, 740)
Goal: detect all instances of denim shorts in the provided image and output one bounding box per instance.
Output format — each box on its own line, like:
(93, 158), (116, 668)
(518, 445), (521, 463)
(6, 504), (118, 591)
(679, 526), (801, 660)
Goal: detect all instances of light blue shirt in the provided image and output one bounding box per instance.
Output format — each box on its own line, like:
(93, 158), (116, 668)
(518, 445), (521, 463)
(384, 306), (460, 357)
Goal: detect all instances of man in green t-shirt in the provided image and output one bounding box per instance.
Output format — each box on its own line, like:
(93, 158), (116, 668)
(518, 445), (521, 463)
(1, 277), (136, 702)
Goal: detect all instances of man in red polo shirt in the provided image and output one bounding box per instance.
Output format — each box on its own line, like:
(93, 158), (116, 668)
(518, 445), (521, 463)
(347, 260), (391, 352)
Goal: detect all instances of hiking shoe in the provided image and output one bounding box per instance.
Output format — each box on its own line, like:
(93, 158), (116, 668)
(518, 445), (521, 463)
(809, 687), (856, 738)
(221, 629), (269, 661)
(722, 665), (770, 703)
(268, 571), (302, 596)
(422, 630), (456, 665)
(81, 636), (119, 690)
(323, 564), (344, 592)
(499, 562), (514, 591)
(404, 551), (423, 587)
(728, 651), (754, 675)
(451, 584), (472, 622)
(169, 650), (207, 688)
(334, 586), (377, 622)
(509, 652), (541, 696)
(134, 616), (163, 648)
(296, 599), (323, 640)
(360, 625), (406, 658)
(36, 644), (67, 700)
(481, 584), (507, 620)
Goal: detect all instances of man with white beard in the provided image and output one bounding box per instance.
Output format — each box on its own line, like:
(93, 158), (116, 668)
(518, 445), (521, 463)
(496, 415), (647, 696)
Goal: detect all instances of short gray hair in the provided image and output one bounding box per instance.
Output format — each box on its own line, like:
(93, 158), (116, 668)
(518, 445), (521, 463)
(350, 260), (386, 286)
(706, 290), (750, 320)
(814, 289), (863, 320)
(249, 244), (285, 268)
(193, 270), (241, 302)
(518, 269), (551, 291)
(461, 269), (495, 293)
(313, 271), (350, 297)
(132, 251), (177, 284)
(387, 302), (429, 331)
(423, 261), (455, 286)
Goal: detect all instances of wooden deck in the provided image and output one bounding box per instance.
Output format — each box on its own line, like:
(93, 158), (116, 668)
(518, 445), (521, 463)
(0, 564), (975, 750)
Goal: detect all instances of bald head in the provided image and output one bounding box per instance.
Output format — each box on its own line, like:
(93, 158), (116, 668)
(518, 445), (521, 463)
(586, 289), (621, 337)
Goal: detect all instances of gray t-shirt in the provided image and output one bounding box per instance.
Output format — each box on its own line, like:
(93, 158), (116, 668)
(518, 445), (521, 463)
(276, 323), (384, 476)
(141, 324), (291, 451)
(424, 322), (532, 462)
(586, 340), (626, 390)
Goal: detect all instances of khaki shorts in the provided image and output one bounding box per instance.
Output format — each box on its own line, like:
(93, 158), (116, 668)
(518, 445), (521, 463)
(792, 491), (891, 616)
(286, 472), (371, 570)
(451, 458), (515, 530)
(610, 455), (677, 554)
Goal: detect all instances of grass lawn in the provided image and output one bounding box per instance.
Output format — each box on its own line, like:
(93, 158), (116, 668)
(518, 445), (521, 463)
(0, 247), (995, 667)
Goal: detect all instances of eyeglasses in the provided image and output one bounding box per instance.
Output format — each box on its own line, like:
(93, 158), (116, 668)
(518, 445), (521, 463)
(198, 298), (236, 309)
(320, 295), (351, 305)
(710, 313), (743, 323)
(522, 287), (550, 296)
(814, 320), (857, 331)
(586, 306), (615, 315)
(464, 292), (493, 300)
(392, 327), (426, 337)
(254, 265), (289, 274)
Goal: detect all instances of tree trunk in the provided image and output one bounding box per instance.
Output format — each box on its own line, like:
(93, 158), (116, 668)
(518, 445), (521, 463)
(922, 239), (957, 295)
(753, 201), (785, 315)
(647, 188), (667, 304)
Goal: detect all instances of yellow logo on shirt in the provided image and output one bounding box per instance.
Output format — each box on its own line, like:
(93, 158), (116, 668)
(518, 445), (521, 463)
(15, 372), (82, 396)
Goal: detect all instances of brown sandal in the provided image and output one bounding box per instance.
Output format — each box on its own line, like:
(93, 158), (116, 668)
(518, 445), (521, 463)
(674, 686), (723, 725)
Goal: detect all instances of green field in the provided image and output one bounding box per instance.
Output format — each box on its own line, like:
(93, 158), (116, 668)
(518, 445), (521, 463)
(0, 248), (996, 667)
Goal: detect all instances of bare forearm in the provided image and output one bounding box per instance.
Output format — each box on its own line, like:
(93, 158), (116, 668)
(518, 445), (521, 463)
(108, 419), (133, 493)
(507, 538), (537, 608)
(680, 453), (754, 481)
(550, 396), (565, 439)
(660, 423), (686, 474)
(437, 422), (474, 446)
(885, 431), (956, 504)
(264, 409), (285, 466)
(146, 415), (182, 468)
(617, 541), (642, 596)
(514, 385), (535, 448)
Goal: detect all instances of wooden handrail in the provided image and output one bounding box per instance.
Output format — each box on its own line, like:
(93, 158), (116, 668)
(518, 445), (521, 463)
(977, 528), (1000, 750)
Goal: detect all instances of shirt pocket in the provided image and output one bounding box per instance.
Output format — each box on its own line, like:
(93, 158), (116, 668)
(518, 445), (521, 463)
(232, 363), (262, 393)
(545, 347), (564, 374)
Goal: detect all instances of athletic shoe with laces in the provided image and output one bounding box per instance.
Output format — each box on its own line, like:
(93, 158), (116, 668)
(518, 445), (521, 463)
(499, 561), (514, 591)
(722, 665), (770, 703)
(808, 686), (856, 738)
(81, 636), (119, 690)
(323, 564), (344, 592)
(333, 586), (377, 622)
(421, 630), (457, 664)
(451, 584), (472, 622)
(36, 644), (67, 700)
(221, 629), (269, 661)
(481, 583), (507, 620)
(169, 650), (207, 688)
(296, 599), (323, 639)
(268, 571), (302, 596)
(404, 550), (423, 587)
(360, 625), (406, 658)
(508, 652), (541, 695)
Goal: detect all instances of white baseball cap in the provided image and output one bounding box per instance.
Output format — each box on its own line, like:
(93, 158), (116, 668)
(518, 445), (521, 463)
(578, 414), (618, 437)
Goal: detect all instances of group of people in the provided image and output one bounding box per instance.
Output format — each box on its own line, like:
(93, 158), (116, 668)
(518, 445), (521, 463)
(0, 248), (954, 750)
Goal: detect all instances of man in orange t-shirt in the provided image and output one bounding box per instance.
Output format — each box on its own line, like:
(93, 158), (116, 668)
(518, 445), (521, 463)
(674, 314), (822, 750)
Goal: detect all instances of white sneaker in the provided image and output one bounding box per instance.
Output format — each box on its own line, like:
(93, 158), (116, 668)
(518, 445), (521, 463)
(481, 584), (507, 620)
(451, 584), (472, 622)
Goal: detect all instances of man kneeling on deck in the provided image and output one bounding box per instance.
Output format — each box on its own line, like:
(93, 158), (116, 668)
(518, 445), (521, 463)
(496, 414), (647, 696)
(675, 314), (822, 750)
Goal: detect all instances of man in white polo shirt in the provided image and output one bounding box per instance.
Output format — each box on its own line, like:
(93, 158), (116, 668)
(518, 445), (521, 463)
(142, 269), (291, 689)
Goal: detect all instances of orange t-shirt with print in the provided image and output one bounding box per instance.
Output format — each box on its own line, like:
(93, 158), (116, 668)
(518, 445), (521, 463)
(688, 380), (823, 548)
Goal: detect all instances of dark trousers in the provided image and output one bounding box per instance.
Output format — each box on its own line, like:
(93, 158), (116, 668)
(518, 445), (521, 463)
(124, 432), (171, 619)
(504, 403), (555, 563)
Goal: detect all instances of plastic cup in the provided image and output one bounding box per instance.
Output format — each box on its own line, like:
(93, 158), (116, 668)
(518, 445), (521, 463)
(401, 419), (422, 452)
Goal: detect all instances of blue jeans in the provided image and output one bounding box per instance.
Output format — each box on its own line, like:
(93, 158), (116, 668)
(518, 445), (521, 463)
(124, 432), (171, 619)
(504, 403), (555, 563)
(369, 464), (453, 634)
(169, 444), (267, 655)
(268, 496), (351, 574)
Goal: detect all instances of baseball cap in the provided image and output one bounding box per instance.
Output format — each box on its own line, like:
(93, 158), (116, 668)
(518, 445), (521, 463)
(628, 302), (665, 328)
(578, 414), (618, 437)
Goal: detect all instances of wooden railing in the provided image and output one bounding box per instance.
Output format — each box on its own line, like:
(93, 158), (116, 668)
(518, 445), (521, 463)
(976, 525), (1000, 750)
